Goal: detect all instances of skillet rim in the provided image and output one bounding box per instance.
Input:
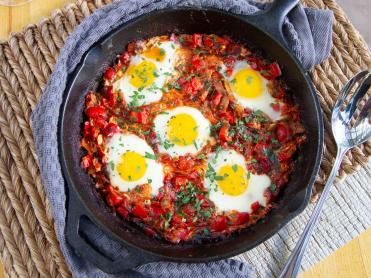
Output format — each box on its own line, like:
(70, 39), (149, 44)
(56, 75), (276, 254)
(59, 6), (324, 263)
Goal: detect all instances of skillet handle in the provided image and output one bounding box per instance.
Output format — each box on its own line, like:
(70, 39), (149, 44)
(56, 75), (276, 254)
(65, 190), (157, 273)
(242, 0), (300, 48)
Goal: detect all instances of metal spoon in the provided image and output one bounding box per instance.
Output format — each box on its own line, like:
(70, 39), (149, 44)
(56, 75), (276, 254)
(279, 69), (371, 278)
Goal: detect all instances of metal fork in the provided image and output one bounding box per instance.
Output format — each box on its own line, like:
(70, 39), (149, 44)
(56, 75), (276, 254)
(279, 69), (371, 278)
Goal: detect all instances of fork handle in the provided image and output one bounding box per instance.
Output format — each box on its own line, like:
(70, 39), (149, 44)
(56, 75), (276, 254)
(279, 147), (348, 278)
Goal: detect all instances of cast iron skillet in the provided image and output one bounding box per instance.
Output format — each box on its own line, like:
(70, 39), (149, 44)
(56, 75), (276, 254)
(59, 0), (323, 273)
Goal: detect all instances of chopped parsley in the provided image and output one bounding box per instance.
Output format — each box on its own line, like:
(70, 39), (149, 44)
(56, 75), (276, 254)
(144, 152), (156, 160)
(232, 164), (238, 172)
(205, 163), (217, 182)
(197, 153), (206, 160)
(163, 140), (174, 150)
(246, 171), (251, 179)
(214, 175), (225, 181)
(109, 161), (115, 171)
(203, 210), (212, 219)
(246, 76), (254, 84)
(175, 182), (202, 208)
(193, 140), (198, 150)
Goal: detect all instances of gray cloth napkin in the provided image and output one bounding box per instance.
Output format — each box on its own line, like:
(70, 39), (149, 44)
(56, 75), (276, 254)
(31, 0), (333, 277)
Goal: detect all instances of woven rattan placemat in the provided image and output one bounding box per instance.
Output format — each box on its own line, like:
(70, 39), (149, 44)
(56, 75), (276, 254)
(0, 0), (369, 277)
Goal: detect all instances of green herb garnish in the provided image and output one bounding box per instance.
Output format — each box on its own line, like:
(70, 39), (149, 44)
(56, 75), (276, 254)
(232, 164), (238, 172)
(144, 152), (156, 160)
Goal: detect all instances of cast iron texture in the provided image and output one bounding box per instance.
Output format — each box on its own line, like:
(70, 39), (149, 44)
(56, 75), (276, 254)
(59, 0), (324, 273)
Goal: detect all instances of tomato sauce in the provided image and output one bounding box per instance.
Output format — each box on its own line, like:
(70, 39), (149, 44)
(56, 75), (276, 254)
(81, 34), (306, 243)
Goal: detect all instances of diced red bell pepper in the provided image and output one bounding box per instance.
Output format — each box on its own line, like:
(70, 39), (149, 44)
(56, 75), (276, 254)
(191, 58), (202, 69)
(251, 201), (260, 212)
(264, 189), (275, 202)
(104, 67), (115, 80)
(268, 62), (281, 78)
(137, 111), (149, 124)
(133, 205), (148, 219)
(83, 121), (91, 137)
(177, 77), (187, 86)
(120, 52), (130, 64)
(107, 192), (123, 207)
(151, 205), (164, 216)
(212, 92), (223, 106)
(104, 85), (113, 97)
(276, 123), (289, 143)
(276, 87), (286, 99)
(182, 82), (195, 96)
(261, 62), (282, 80)
(81, 154), (92, 168)
(86, 106), (107, 119)
(93, 117), (107, 129)
(277, 151), (290, 162)
(219, 124), (231, 142)
(236, 212), (250, 225)
(247, 57), (259, 70)
(172, 176), (188, 189)
(130, 110), (149, 124)
(254, 142), (270, 154)
(144, 227), (156, 237)
(190, 77), (203, 92)
(225, 68), (235, 78)
(171, 214), (183, 225)
(188, 170), (200, 180)
(203, 36), (213, 48)
(212, 215), (228, 231)
(127, 42), (136, 54)
(192, 34), (203, 47)
(271, 103), (281, 112)
(176, 156), (195, 171)
(222, 110), (235, 125)
(116, 205), (129, 219)
(224, 56), (236, 68)
(102, 86), (116, 107)
(103, 123), (119, 137)
(85, 92), (98, 107)
(260, 158), (271, 173)
(175, 228), (191, 241)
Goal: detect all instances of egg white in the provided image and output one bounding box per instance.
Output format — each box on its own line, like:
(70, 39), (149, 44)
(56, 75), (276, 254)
(115, 40), (178, 107)
(153, 106), (211, 157)
(204, 149), (271, 213)
(105, 133), (164, 196)
(221, 60), (282, 121)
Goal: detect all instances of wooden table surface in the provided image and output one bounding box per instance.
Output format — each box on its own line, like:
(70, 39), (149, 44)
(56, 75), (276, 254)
(0, 1), (370, 277)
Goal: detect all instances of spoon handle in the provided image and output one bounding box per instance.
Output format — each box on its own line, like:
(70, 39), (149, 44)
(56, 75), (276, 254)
(279, 148), (347, 278)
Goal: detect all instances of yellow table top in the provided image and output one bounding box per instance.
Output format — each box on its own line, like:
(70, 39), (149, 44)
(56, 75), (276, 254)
(0, 1), (370, 277)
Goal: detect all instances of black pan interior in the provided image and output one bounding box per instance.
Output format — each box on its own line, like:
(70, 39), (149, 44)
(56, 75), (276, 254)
(59, 8), (323, 262)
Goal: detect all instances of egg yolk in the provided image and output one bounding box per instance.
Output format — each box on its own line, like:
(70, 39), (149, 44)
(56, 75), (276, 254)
(127, 60), (157, 89)
(167, 113), (198, 146)
(143, 46), (166, 62)
(116, 151), (147, 182)
(232, 68), (263, 98)
(217, 165), (248, 196)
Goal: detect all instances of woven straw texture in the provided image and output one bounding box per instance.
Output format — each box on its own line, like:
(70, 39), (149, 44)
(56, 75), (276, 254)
(0, 0), (369, 277)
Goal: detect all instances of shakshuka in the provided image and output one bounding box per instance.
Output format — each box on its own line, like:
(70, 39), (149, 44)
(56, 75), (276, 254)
(80, 34), (306, 243)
